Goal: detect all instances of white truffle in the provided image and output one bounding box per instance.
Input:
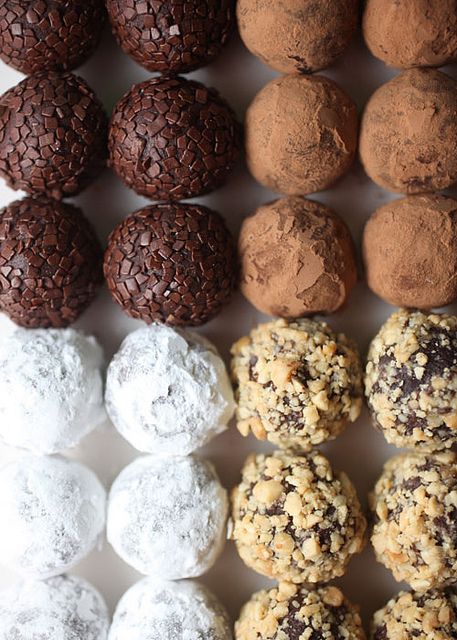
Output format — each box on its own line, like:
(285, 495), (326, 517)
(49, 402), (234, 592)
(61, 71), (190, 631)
(0, 574), (109, 640)
(107, 455), (228, 578)
(0, 455), (106, 579)
(105, 325), (235, 455)
(0, 328), (105, 454)
(109, 578), (232, 640)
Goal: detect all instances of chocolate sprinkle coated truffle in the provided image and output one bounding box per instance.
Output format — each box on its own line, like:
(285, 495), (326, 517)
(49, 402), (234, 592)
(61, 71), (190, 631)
(106, 0), (234, 74)
(109, 76), (240, 201)
(0, 196), (102, 328)
(365, 310), (457, 451)
(0, 0), (106, 75)
(104, 203), (236, 327)
(0, 72), (108, 199)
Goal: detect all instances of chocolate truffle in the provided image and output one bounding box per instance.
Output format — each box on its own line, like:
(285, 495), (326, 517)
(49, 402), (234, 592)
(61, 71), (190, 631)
(246, 74), (358, 195)
(359, 69), (457, 194)
(370, 451), (457, 591)
(0, 196), (103, 328)
(239, 197), (357, 317)
(235, 583), (366, 640)
(106, 0), (234, 74)
(231, 318), (363, 450)
(104, 203), (236, 327)
(231, 450), (366, 583)
(237, 0), (359, 75)
(0, 0), (106, 75)
(365, 309), (457, 451)
(363, 0), (457, 69)
(363, 194), (457, 309)
(109, 76), (240, 201)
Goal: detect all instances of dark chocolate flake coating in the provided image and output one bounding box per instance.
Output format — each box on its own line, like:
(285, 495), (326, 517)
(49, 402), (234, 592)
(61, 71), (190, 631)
(104, 203), (236, 327)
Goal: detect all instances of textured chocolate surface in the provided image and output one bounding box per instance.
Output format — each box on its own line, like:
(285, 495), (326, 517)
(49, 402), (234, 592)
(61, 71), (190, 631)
(0, 0), (106, 74)
(104, 203), (236, 327)
(108, 75), (240, 201)
(106, 0), (234, 74)
(0, 72), (108, 199)
(0, 196), (103, 328)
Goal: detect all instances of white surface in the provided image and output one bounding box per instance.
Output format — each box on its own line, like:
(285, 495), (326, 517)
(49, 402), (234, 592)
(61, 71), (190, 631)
(1, 23), (457, 633)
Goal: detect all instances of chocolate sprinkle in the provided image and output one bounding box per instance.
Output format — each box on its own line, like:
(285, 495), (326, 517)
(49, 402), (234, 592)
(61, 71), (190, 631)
(108, 75), (241, 201)
(104, 203), (236, 327)
(0, 0), (106, 74)
(0, 196), (103, 328)
(0, 72), (108, 199)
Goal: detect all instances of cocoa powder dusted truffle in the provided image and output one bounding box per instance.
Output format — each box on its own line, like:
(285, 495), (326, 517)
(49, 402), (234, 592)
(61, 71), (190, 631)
(0, 196), (103, 328)
(106, 0), (234, 74)
(0, 72), (107, 199)
(109, 76), (240, 201)
(104, 203), (236, 327)
(237, 0), (359, 75)
(239, 197), (357, 317)
(359, 69), (457, 194)
(246, 74), (358, 195)
(363, 194), (457, 309)
(0, 0), (106, 75)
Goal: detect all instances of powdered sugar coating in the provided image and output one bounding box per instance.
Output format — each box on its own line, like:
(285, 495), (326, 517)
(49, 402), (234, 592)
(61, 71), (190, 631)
(107, 455), (228, 578)
(0, 328), (105, 454)
(105, 325), (235, 455)
(109, 578), (232, 640)
(0, 455), (106, 579)
(0, 574), (109, 640)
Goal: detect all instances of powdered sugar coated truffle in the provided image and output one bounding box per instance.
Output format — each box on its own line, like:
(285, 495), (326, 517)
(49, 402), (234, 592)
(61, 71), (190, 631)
(105, 325), (235, 455)
(0, 328), (105, 454)
(109, 578), (232, 640)
(0, 455), (106, 579)
(107, 455), (228, 578)
(0, 574), (109, 640)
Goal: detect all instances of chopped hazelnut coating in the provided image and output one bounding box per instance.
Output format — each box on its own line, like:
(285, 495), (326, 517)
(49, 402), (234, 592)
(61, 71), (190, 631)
(235, 582), (366, 640)
(231, 450), (366, 584)
(370, 451), (457, 591)
(231, 318), (363, 450)
(365, 309), (457, 451)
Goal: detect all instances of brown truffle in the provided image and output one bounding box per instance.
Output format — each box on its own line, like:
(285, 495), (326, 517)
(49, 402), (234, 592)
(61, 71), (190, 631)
(363, 194), (457, 309)
(359, 69), (457, 194)
(237, 0), (359, 75)
(363, 0), (457, 69)
(239, 197), (357, 317)
(0, 196), (103, 328)
(246, 74), (358, 195)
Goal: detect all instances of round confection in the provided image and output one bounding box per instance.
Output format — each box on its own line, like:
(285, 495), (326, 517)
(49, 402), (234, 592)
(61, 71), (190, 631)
(104, 203), (236, 327)
(107, 455), (228, 578)
(235, 583), (366, 640)
(0, 455), (106, 579)
(246, 74), (357, 195)
(231, 318), (363, 450)
(363, 194), (457, 309)
(0, 72), (107, 199)
(0, 328), (105, 454)
(109, 578), (232, 640)
(0, 196), (103, 328)
(365, 309), (457, 451)
(108, 76), (240, 201)
(237, 0), (359, 75)
(231, 449), (366, 583)
(0, 574), (109, 640)
(363, 0), (457, 69)
(359, 69), (457, 194)
(0, 0), (106, 74)
(106, 0), (234, 74)
(239, 197), (357, 317)
(372, 588), (457, 639)
(105, 325), (235, 455)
